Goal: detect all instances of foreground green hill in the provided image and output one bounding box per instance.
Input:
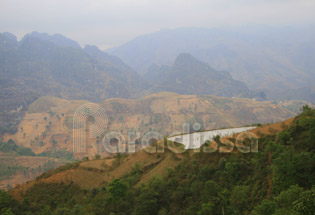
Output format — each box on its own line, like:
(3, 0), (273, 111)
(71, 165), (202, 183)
(1, 107), (314, 215)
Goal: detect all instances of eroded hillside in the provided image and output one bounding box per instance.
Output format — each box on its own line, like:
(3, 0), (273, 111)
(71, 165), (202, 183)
(9, 112), (297, 202)
(4, 92), (296, 159)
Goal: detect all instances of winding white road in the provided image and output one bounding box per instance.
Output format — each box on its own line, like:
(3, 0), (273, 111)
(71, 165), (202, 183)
(167, 127), (256, 149)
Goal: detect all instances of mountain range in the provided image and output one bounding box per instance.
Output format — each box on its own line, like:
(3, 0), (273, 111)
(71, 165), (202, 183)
(0, 31), (261, 135)
(145, 53), (264, 98)
(108, 26), (315, 102)
(0, 32), (146, 134)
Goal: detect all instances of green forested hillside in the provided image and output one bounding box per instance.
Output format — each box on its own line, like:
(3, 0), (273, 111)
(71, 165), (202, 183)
(1, 107), (314, 215)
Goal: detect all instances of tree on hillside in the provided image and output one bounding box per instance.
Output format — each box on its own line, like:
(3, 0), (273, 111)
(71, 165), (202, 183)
(107, 178), (127, 200)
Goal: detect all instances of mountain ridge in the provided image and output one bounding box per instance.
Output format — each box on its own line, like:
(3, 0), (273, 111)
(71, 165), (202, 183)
(107, 26), (315, 102)
(0, 32), (148, 135)
(0, 31), (269, 136)
(146, 53), (262, 99)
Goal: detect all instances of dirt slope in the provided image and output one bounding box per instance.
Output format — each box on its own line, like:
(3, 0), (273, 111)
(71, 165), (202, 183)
(4, 93), (296, 159)
(9, 118), (293, 201)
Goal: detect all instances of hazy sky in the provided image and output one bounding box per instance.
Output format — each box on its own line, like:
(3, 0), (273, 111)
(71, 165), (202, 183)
(1, 0), (315, 49)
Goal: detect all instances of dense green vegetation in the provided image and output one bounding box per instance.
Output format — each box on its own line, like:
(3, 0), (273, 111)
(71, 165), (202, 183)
(1, 107), (314, 215)
(37, 149), (74, 161)
(0, 139), (35, 156)
(0, 139), (74, 160)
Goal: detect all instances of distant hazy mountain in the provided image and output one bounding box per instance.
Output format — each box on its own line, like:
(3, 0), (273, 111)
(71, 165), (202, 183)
(145, 53), (263, 98)
(26, 32), (81, 49)
(107, 26), (315, 102)
(0, 30), (311, 136)
(0, 32), (147, 134)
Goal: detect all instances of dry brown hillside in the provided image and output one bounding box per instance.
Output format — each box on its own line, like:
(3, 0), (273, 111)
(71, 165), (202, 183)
(4, 92), (295, 159)
(9, 119), (293, 201)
